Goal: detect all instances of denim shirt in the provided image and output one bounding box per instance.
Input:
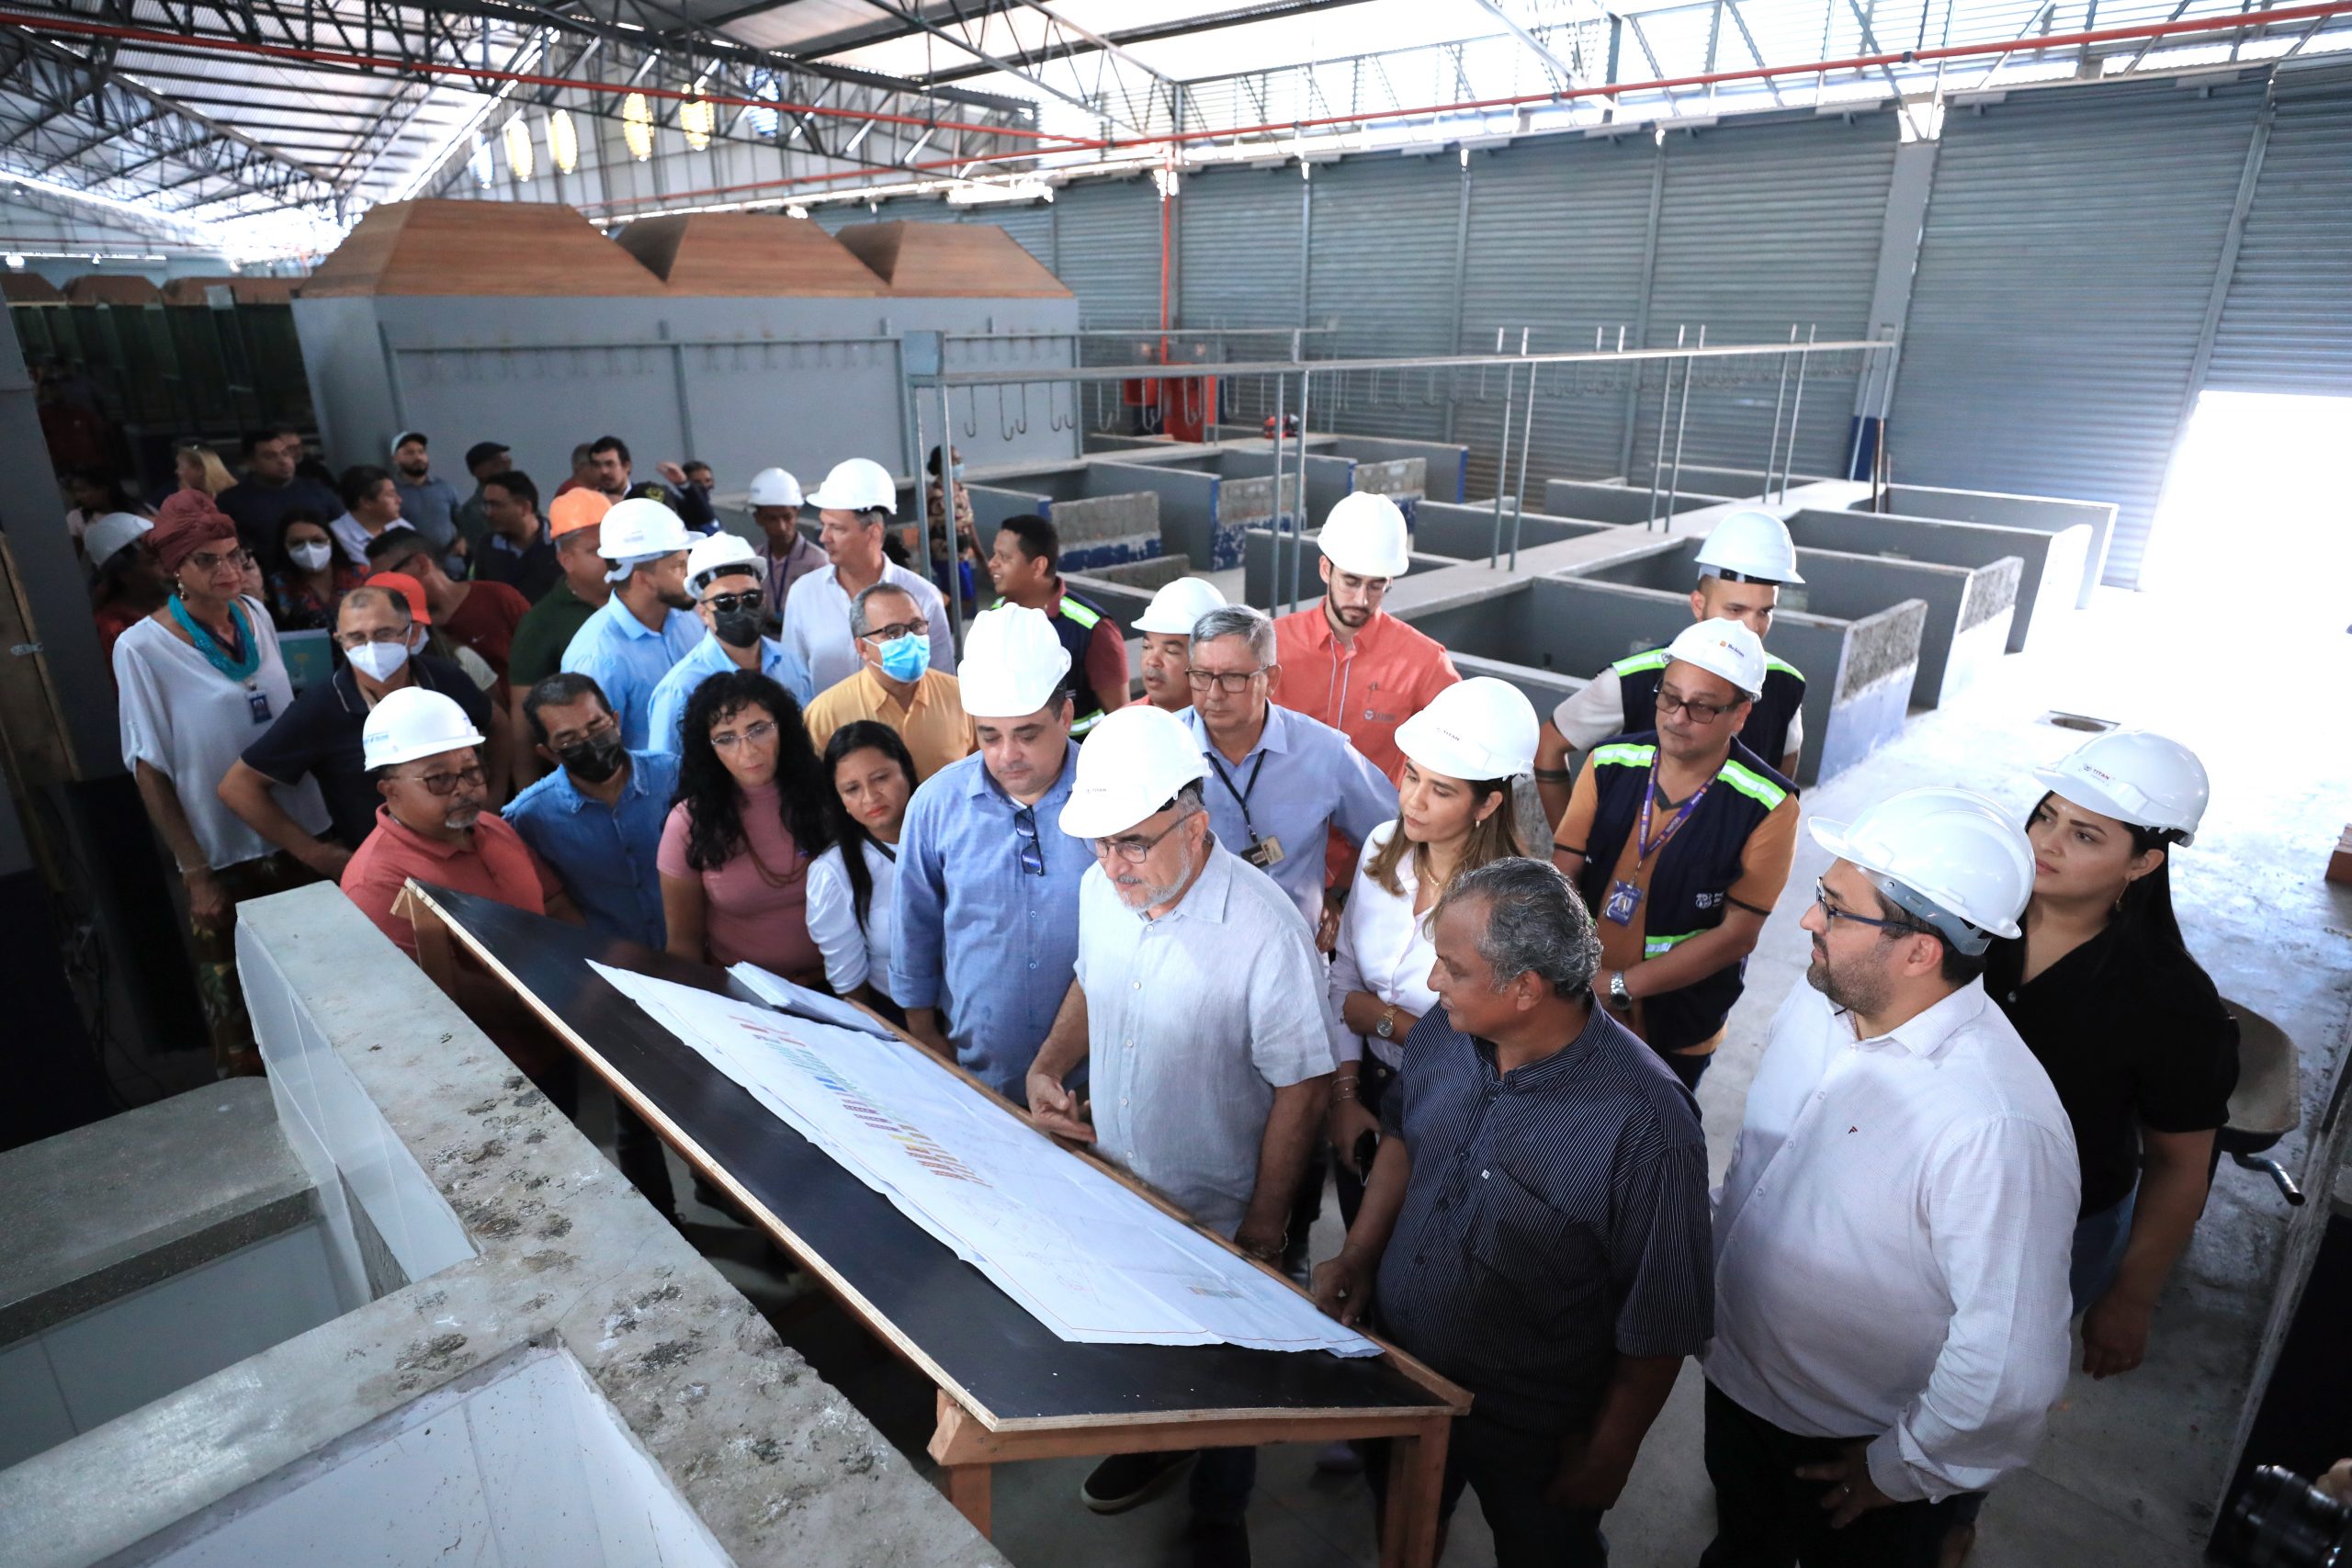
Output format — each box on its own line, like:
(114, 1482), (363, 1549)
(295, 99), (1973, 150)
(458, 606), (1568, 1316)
(500, 750), (680, 950)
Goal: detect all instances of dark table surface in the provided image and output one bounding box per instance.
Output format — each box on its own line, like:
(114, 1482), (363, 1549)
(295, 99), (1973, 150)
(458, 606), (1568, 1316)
(421, 884), (1453, 1428)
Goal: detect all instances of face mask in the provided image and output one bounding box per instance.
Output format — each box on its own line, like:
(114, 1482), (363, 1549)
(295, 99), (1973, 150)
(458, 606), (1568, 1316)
(345, 638), (411, 682)
(949, 462), (966, 480)
(288, 541), (333, 572)
(555, 731), (627, 784)
(874, 631), (931, 683)
(711, 608), (763, 649)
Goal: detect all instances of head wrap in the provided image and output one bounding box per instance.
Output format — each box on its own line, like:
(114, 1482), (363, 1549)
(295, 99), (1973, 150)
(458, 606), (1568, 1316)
(149, 491), (239, 574)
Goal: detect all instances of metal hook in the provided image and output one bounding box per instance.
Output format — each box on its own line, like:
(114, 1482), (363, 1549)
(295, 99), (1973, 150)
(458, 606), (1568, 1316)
(1016, 382), (1032, 436)
(960, 388), (979, 440)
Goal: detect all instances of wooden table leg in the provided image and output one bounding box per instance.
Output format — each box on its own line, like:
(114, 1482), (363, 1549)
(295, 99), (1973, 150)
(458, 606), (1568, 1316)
(928, 1389), (997, 1539)
(1379, 1415), (1452, 1568)
(943, 1461), (993, 1537)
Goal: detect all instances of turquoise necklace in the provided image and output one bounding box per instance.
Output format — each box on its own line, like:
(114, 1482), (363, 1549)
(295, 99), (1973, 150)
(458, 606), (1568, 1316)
(168, 592), (261, 683)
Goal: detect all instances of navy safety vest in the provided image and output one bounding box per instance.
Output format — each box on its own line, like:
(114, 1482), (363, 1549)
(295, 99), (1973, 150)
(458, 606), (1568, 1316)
(1573, 733), (1793, 1053)
(994, 589), (1114, 737)
(1614, 646), (1806, 774)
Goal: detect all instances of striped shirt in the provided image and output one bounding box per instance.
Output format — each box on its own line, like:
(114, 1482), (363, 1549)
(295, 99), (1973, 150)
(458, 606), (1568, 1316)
(1375, 1002), (1714, 1433)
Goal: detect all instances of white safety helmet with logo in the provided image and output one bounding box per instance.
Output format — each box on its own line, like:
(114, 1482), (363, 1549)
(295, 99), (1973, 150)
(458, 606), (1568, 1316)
(1317, 491), (1412, 580)
(804, 457), (897, 513)
(1694, 509), (1804, 586)
(1809, 786), (2035, 954)
(363, 687), (486, 773)
(2031, 728), (2208, 847)
(1133, 575), (1229, 636)
(685, 531), (766, 594)
(84, 511), (154, 569)
(1395, 677), (1539, 782)
(746, 467), (803, 509)
(1058, 705), (1212, 840)
(595, 496), (695, 560)
(957, 603), (1072, 719)
(1663, 616), (1769, 701)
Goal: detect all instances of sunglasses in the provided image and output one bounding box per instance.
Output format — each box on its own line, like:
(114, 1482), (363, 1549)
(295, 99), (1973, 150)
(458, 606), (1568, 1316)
(704, 591), (763, 616)
(1013, 805), (1046, 876)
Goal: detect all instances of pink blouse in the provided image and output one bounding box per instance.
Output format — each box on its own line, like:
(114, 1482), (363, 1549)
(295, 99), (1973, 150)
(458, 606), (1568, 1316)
(657, 782), (824, 981)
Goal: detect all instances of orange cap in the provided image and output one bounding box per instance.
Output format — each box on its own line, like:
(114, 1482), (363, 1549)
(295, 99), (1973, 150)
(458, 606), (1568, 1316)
(365, 570), (433, 626)
(548, 487), (612, 539)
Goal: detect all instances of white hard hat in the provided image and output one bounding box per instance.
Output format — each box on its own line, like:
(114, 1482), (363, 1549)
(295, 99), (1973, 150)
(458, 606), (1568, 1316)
(85, 511), (153, 566)
(1810, 786), (2034, 954)
(1058, 705), (1211, 839)
(1663, 617), (1769, 700)
(2031, 728), (2208, 846)
(746, 467), (803, 508)
(1134, 575), (1228, 635)
(1695, 508), (1804, 586)
(957, 604), (1072, 718)
(596, 496), (695, 560)
(686, 531), (765, 593)
(805, 457), (897, 513)
(1317, 491), (1411, 579)
(1394, 677), (1538, 782)
(362, 686), (487, 772)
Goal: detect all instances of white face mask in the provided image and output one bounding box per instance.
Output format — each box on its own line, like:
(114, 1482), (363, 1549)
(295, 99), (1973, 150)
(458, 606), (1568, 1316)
(345, 637), (412, 682)
(288, 541), (334, 572)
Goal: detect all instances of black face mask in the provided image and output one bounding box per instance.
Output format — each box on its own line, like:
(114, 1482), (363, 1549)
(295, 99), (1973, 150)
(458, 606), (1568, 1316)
(555, 731), (627, 784)
(711, 607), (763, 649)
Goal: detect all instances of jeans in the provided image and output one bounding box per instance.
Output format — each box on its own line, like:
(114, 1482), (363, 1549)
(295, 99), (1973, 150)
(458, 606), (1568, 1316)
(1363, 1412), (1609, 1567)
(2070, 1189), (2138, 1313)
(1699, 1382), (1955, 1568)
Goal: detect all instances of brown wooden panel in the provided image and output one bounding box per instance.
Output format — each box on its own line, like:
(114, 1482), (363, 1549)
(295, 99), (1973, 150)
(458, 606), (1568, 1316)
(833, 220), (1072, 299)
(60, 276), (161, 305)
(301, 198), (667, 298)
(614, 213), (889, 297)
(1, 275), (62, 303)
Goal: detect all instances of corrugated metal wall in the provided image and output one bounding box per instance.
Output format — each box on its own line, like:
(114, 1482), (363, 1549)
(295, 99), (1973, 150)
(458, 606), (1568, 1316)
(1303, 155), (1467, 444)
(1051, 177), (1165, 329)
(1891, 75), (2268, 588)
(1176, 164), (1304, 332)
(2205, 63), (2352, 397)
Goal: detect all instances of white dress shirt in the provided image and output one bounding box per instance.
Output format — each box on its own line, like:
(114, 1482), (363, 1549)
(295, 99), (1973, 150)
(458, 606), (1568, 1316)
(780, 560), (955, 695)
(805, 838), (898, 1000)
(1552, 664), (1804, 757)
(1704, 978), (2078, 1504)
(1327, 820), (1440, 1069)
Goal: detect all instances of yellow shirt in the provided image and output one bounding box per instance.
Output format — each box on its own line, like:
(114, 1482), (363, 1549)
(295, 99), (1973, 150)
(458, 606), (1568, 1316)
(803, 666), (974, 782)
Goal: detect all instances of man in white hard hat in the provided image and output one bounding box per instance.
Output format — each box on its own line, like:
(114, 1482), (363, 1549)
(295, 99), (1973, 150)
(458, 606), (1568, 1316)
(1535, 508), (1809, 825)
(559, 497), (705, 750)
(1551, 618), (1798, 1091)
(1272, 491), (1459, 784)
(1133, 575), (1227, 713)
(1702, 787), (2077, 1568)
(985, 513), (1128, 737)
(890, 604), (1090, 1099)
(1031, 704), (1336, 1552)
(644, 533), (815, 754)
(782, 457), (953, 694)
(341, 686), (583, 1111)
(746, 466), (824, 627)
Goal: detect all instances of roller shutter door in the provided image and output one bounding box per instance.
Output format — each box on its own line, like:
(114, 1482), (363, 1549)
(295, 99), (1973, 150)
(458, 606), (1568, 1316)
(1302, 153), (1465, 444)
(1052, 177), (1163, 330)
(2205, 62), (2352, 398)
(1176, 164), (1305, 333)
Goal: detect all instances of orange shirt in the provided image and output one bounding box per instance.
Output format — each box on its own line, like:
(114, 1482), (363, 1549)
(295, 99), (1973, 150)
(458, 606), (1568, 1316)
(340, 806), (561, 958)
(1271, 607), (1460, 783)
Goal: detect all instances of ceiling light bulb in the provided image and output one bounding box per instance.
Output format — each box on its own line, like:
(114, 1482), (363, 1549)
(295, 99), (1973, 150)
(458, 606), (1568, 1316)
(548, 108), (579, 175)
(680, 96), (714, 152)
(503, 116), (534, 182)
(623, 93), (654, 161)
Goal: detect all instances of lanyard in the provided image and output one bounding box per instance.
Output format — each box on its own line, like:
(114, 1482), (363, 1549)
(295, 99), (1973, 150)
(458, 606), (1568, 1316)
(1204, 748), (1270, 841)
(1634, 761), (1711, 868)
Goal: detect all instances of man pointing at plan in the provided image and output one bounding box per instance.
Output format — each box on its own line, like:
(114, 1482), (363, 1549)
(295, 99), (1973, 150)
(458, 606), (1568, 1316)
(1027, 702), (1338, 1565)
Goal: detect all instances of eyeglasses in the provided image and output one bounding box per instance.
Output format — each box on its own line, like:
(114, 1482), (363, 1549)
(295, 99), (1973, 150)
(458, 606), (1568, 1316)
(335, 626), (413, 649)
(711, 719), (778, 752)
(404, 763), (486, 796)
(1187, 666), (1266, 694)
(1092, 812), (1188, 863)
(1655, 687), (1743, 724)
(1812, 880), (1928, 936)
(186, 547), (253, 575)
(703, 591), (762, 616)
(1013, 804), (1046, 876)
(859, 619), (928, 643)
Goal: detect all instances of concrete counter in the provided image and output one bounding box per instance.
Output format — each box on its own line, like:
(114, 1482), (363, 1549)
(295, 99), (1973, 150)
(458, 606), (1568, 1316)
(1784, 507), (2090, 653)
(1540, 479), (1737, 526)
(1858, 483), (2116, 607)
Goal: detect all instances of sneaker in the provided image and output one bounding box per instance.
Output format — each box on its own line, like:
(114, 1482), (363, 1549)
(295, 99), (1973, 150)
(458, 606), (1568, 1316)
(1312, 1439), (1363, 1475)
(1187, 1512), (1251, 1568)
(1080, 1450), (1197, 1514)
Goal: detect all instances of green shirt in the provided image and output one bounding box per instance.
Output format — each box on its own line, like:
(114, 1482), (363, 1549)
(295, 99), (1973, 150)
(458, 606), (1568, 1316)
(507, 580), (599, 691)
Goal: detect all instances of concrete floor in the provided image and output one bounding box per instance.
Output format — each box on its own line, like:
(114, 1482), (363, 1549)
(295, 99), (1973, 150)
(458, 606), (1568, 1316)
(586, 576), (2352, 1567)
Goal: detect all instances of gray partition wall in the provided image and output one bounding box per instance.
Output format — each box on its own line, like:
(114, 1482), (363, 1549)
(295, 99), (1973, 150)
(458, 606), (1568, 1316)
(1783, 508), (2089, 653)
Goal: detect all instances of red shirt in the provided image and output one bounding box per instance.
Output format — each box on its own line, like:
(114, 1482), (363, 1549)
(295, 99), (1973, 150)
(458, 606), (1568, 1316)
(340, 805), (560, 957)
(441, 581), (531, 681)
(1272, 606), (1460, 782)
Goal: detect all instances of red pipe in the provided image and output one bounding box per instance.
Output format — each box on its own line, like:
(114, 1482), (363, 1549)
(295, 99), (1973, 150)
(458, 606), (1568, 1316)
(571, 0), (2352, 212)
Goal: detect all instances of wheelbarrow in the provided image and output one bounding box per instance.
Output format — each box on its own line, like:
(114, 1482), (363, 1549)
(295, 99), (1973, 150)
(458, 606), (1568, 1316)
(2220, 999), (2304, 1206)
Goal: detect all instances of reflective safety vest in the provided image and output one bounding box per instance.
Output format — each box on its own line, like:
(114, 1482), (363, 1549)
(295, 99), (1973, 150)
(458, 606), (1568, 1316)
(1573, 732), (1792, 1053)
(1614, 647), (1806, 774)
(994, 590), (1113, 737)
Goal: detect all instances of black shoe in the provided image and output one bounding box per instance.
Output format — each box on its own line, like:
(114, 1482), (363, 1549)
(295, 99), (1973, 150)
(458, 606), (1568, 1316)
(1187, 1513), (1251, 1568)
(1080, 1450), (1196, 1514)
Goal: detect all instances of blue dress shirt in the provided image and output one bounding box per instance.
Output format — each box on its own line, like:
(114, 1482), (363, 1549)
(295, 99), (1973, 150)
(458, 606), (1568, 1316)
(500, 749), (680, 951)
(890, 744), (1091, 1100)
(642, 632), (815, 756)
(1179, 704), (1399, 926)
(559, 596), (705, 750)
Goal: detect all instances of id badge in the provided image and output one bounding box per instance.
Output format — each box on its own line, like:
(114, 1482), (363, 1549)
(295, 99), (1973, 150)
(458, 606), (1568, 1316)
(1242, 835), (1285, 869)
(1601, 877), (1643, 926)
(246, 689), (273, 725)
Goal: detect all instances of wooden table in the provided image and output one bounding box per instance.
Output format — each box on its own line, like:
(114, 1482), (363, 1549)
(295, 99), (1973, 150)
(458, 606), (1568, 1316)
(405, 883), (1470, 1566)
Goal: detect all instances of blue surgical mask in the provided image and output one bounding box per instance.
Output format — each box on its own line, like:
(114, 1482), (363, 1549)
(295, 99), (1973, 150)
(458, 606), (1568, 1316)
(874, 631), (931, 683)
(949, 462), (966, 480)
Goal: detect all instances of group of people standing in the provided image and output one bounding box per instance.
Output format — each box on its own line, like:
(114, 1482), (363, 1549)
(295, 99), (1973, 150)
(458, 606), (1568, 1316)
(88, 428), (2238, 1568)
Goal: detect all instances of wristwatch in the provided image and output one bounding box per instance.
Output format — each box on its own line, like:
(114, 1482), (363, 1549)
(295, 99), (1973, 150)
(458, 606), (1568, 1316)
(1608, 971), (1634, 1011)
(1374, 1004), (1398, 1040)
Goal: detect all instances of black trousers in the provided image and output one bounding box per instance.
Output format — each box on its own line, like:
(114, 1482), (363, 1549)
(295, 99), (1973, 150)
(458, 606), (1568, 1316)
(1332, 1055), (1397, 1231)
(1699, 1382), (1955, 1568)
(1363, 1411), (1608, 1567)
(613, 1103), (677, 1221)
